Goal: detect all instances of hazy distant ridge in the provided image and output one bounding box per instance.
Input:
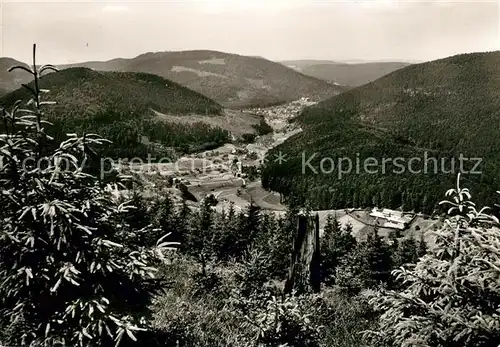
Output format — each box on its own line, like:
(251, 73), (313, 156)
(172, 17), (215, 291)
(280, 60), (412, 87)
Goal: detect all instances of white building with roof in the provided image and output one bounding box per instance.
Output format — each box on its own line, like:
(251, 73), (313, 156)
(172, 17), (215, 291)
(370, 208), (408, 230)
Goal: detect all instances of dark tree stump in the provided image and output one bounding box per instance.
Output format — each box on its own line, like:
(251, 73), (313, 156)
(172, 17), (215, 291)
(284, 213), (321, 295)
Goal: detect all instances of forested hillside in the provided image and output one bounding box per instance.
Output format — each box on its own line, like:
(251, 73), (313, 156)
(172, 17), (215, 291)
(0, 67), (229, 158)
(262, 51), (500, 213)
(0, 58), (32, 96)
(58, 50), (342, 108)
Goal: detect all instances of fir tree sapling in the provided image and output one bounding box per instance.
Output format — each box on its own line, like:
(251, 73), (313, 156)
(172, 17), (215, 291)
(0, 44), (176, 347)
(364, 174), (500, 347)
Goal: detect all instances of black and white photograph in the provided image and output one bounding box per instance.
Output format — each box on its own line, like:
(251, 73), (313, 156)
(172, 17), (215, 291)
(0, 0), (499, 346)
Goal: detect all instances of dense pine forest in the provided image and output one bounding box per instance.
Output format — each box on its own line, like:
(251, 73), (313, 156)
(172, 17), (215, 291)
(262, 51), (500, 214)
(0, 46), (499, 347)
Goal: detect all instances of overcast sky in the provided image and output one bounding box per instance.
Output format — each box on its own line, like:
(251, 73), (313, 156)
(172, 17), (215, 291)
(1, 0), (499, 64)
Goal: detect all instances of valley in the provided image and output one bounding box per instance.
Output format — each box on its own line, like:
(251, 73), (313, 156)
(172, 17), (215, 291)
(123, 97), (439, 242)
(126, 98), (310, 211)
(0, 51), (473, 243)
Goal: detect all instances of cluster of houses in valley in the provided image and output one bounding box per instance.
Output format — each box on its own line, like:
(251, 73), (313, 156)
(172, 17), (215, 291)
(247, 97), (315, 129)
